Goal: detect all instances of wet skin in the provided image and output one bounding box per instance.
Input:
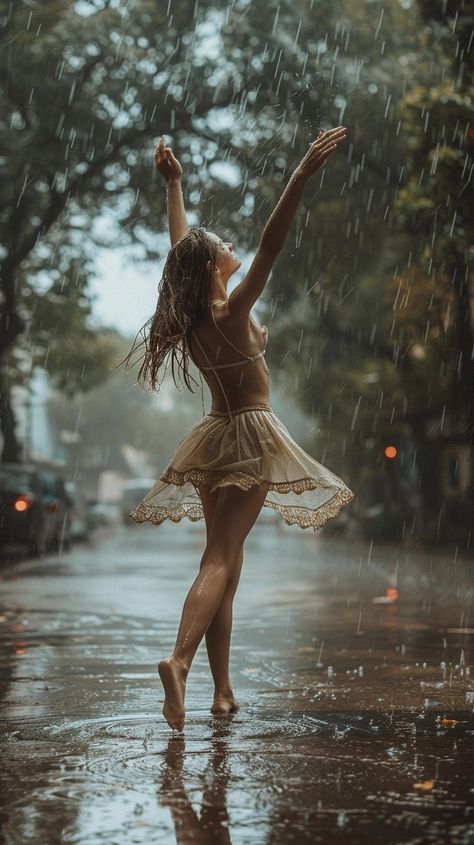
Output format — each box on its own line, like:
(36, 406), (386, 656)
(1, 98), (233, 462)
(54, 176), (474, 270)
(158, 483), (267, 731)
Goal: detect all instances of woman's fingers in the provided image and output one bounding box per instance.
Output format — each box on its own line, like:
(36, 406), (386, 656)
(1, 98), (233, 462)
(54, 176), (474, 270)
(319, 144), (338, 163)
(305, 138), (340, 164)
(316, 126), (345, 140)
(155, 135), (166, 157)
(312, 127), (346, 147)
(298, 126), (347, 177)
(317, 137), (343, 156)
(311, 129), (346, 159)
(314, 144), (339, 166)
(154, 136), (175, 171)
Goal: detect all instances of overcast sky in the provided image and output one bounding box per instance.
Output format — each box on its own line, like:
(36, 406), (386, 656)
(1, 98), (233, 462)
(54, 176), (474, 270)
(90, 247), (159, 337)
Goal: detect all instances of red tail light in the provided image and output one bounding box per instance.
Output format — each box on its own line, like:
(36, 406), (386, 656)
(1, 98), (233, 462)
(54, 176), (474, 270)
(14, 496), (31, 513)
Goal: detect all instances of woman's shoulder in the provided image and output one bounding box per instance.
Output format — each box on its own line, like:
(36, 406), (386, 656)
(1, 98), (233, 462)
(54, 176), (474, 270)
(193, 303), (246, 332)
(211, 301), (251, 328)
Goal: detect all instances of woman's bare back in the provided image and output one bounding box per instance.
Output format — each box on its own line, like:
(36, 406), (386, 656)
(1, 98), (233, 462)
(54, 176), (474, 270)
(187, 303), (271, 413)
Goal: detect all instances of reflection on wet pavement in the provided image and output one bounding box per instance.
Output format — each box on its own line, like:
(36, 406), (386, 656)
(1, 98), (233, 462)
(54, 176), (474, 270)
(1, 523), (473, 843)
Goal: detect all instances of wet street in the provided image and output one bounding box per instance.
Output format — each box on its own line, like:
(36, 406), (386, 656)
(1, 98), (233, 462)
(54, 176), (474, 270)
(1, 517), (473, 844)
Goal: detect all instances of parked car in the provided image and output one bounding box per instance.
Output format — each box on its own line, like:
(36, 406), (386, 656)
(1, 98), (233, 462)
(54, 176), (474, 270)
(120, 478), (157, 524)
(0, 464), (58, 556)
(65, 482), (91, 542)
(37, 468), (73, 551)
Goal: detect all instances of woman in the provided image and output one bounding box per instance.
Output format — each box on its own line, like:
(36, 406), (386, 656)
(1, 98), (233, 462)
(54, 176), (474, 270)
(124, 128), (355, 732)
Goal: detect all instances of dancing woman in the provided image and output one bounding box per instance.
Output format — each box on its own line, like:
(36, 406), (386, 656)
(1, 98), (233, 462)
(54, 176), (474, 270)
(124, 128), (355, 731)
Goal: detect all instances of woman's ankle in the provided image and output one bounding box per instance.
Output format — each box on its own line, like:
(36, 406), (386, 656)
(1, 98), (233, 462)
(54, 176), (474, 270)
(214, 685), (234, 698)
(166, 654), (190, 677)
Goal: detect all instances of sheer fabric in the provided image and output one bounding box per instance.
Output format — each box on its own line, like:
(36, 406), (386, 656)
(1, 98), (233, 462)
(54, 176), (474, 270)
(130, 405), (355, 532)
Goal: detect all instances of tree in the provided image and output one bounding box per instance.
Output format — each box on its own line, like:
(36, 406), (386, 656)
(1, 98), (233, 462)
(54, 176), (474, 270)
(387, 0), (474, 538)
(48, 331), (204, 491)
(264, 0), (473, 542)
(1, 0), (420, 462)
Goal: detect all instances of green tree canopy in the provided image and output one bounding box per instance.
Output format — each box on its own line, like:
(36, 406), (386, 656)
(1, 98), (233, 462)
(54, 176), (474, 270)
(1, 0), (421, 461)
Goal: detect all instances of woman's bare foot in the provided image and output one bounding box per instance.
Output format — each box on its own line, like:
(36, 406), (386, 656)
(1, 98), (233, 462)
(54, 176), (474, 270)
(158, 657), (187, 731)
(211, 690), (240, 716)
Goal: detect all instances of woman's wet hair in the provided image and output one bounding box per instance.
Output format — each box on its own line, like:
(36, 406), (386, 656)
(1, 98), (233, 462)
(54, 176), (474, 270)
(117, 226), (218, 393)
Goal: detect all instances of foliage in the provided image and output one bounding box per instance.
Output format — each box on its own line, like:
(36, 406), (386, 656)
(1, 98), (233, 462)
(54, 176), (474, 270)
(390, 4), (474, 431)
(1, 0), (471, 531)
(0, 0), (421, 463)
(49, 332), (203, 476)
(270, 0), (473, 494)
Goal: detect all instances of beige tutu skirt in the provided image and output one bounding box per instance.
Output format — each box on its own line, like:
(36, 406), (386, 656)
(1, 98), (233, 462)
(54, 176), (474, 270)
(130, 404), (355, 531)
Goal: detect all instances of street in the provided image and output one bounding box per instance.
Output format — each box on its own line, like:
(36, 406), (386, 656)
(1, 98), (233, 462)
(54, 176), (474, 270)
(1, 516), (473, 844)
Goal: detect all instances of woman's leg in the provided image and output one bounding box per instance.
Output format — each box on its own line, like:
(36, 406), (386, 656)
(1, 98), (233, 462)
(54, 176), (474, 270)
(205, 547), (244, 713)
(197, 483), (245, 713)
(158, 483), (266, 731)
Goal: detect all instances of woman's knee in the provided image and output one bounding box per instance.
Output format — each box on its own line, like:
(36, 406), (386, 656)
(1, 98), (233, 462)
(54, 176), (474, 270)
(227, 554), (244, 593)
(199, 545), (239, 581)
(200, 541), (243, 582)
(222, 544), (244, 591)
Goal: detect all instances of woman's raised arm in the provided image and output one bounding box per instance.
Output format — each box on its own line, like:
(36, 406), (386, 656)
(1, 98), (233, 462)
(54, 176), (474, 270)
(154, 136), (189, 247)
(260, 126), (347, 253)
(228, 125), (348, 315)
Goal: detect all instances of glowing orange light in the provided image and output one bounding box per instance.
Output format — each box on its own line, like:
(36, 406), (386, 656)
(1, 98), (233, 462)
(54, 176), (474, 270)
(14, 497), (30, 512)
(384, 445), (397, 459)
(386, 587), (399, 601)
(413, 780), (435, 790)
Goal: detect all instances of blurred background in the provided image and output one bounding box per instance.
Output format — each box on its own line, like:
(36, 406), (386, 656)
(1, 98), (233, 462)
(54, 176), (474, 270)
(0, 0), (472, 552)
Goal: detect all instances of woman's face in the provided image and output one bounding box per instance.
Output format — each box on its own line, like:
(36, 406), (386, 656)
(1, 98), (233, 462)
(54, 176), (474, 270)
(206, 231), (241, 280)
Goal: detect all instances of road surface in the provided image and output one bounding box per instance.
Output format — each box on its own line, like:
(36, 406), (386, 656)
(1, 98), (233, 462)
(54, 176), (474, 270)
(1, 515), (473, 843)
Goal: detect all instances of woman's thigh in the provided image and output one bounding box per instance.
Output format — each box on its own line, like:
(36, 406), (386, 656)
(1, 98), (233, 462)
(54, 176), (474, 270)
(205, 484), (267, 558)
(195, 482), (219, 540)
(196, 482), (267, 575)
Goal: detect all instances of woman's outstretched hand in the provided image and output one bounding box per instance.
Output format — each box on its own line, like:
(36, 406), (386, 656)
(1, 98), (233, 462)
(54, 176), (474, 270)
(295, 126), (348, 180)
(154, 135), (183, 182)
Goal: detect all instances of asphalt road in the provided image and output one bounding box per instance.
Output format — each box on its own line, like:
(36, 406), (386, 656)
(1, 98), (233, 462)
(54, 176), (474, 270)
(1, 515), (473, 844)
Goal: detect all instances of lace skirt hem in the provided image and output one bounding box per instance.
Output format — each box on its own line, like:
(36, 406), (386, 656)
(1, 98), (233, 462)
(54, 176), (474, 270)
(161, 466), (336, 494)
(129, 406), (355, 532)
(130, 488), (354, 531)
(130, 468), (355, 531)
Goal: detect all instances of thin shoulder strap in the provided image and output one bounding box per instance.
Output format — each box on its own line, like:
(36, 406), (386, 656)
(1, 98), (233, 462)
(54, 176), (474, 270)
(210, 307), (258, 361)
(188, 331), (234, 423)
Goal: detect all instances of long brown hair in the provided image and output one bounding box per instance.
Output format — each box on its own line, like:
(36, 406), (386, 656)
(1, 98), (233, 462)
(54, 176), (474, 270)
(118, 227), (218, 394)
